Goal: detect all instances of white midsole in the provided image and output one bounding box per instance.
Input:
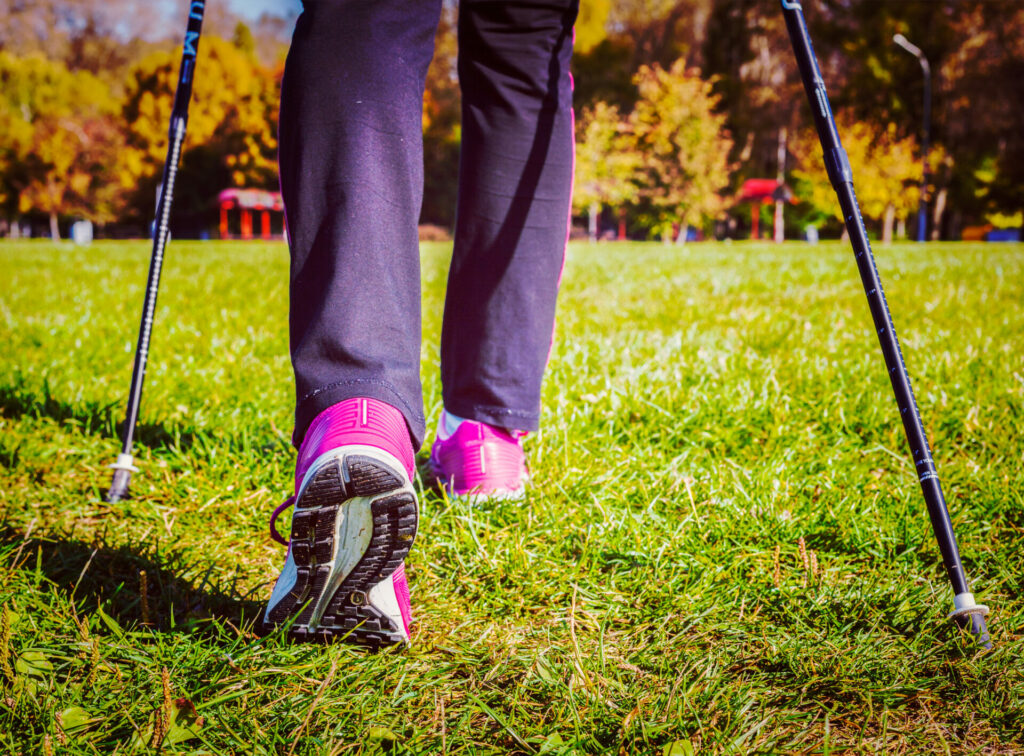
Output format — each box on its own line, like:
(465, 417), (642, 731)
(266, 445), (415, 634)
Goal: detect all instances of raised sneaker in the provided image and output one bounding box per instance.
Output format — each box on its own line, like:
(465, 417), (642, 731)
(429, 410), (528, 499)
(263, 397), (417, 648)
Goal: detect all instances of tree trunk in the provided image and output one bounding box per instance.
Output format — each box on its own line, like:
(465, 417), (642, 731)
(49, 212), (60, 241)
(896, 217), (906, 240)
(617, 208), (626, 240)
(840, 225), (849, 243)
(930, 187), (947, 242)
(588, 202), (598, 243)
(774, 127), (787, 243)
(882, 203), (895, 244)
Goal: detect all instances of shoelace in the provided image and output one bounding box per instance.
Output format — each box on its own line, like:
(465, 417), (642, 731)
(269, 496), (295, 547)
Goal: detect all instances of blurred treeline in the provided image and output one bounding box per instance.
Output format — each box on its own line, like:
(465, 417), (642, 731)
(1, 0), (1021, 240)
(0, 0), (288, 239)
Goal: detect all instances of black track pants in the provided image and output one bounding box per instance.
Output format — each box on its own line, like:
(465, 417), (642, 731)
(279, 0), (578, 448)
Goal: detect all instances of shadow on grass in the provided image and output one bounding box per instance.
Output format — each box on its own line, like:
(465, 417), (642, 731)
(1, 379), (119, 436)
(414, 455), (452, 504)
(0, 524), (265, 637)
(0, 379), (292, 459)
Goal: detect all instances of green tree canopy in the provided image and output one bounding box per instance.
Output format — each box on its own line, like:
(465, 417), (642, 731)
(629, 59), (733, 239)
(573, 101), (641, 239)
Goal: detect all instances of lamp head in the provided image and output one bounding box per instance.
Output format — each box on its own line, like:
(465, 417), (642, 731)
(893, 33), (924, 59)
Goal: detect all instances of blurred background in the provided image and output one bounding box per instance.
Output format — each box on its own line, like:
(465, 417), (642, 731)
(1, 0), (1021, 243)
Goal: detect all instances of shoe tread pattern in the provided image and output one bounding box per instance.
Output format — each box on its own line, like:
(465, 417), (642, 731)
(263, 455), (417, 649)
(316, 490), (416, 648)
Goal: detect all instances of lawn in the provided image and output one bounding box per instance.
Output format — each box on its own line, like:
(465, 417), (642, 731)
(1, 239), (1022, 754)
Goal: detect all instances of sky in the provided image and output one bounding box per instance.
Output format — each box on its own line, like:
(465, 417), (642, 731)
(226, 0), (301, 21)
(156, 0), (301, 26)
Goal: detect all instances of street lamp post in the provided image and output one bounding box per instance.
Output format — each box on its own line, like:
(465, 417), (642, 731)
(894, 33), (931, 242)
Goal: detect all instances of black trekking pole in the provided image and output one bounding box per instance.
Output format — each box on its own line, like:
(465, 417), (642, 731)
(780, 0), (991, 649)
(106, 1), (206, 503)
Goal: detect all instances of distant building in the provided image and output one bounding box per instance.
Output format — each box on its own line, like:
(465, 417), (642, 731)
(218, 188), (286, 240)
(738, 179), (795, 240)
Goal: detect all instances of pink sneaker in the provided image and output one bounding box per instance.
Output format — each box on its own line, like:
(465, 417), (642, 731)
(263, 398), (417, 648)
(429, 410), (529, 499)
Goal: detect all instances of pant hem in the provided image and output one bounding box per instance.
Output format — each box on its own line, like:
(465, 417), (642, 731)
(443, 398), (540, 433)
(295, 379), (425, 449)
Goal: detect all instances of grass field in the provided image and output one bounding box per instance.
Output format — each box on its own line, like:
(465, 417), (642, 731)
(1, 239), (1022, 754)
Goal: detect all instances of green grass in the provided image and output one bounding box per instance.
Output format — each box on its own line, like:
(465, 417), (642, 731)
(1, 238), (1022, 754)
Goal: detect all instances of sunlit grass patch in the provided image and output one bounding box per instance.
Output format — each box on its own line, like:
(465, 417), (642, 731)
(1, 239), (1022, 753)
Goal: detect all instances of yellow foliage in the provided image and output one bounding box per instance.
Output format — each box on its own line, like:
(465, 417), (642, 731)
(574, 0), (611, 55)
(118, 36), (279, 193)
(792, 116), (924, 225)
(985, 210), (1023, 228)
(573, 101), (641, 214)
(0, 51), (121, 223)
(629, 60), (734, 235)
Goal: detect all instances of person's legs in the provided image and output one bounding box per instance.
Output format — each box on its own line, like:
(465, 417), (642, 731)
(267, 0), (441, 646)
(440, 0), (578, 434)
(279, 0), (443, 450)
(431, 0), (577, 498)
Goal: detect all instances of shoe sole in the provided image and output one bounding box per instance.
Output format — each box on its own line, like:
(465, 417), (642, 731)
(262, 451), (417, 649)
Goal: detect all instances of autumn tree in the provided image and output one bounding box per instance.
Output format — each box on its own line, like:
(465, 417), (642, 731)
(421, 3), (461, 228)
(792, 116), (924, 244)
(572, 0), (712, 116)
(0, 0), (161, 77)
(0, 52), (122, 236)
(702, 0), (800, 200)
(629, 60), (733, 240)
(794, 1), (1024, 235)
(574, 0), (612, 54)
(573, 102), (641, 241)
(939, 4), (1024, 229)
(118, 36), (280, 226)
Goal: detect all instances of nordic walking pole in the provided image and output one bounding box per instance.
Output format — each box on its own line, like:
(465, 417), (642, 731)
(780, 0), (991, 649)
(106, 1), (206, 503)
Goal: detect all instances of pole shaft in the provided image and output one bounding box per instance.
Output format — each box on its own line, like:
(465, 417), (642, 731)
(780, 2), (984, 628)
(108, 2), (205, 501)
(119, 118), (188, 454)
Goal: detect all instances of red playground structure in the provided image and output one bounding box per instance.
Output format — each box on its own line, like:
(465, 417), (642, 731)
(218, 188), (286, 240)
(738, 179), (795, 240)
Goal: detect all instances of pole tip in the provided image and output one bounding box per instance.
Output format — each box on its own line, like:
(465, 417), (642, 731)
(951, 611), (993, 652)
(105, 468), (132, 503)
(964, 613), (993, 652)
(950, 593), (992, 651)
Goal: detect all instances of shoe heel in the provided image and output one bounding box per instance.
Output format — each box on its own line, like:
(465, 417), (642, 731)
(264, 450), (418, 648)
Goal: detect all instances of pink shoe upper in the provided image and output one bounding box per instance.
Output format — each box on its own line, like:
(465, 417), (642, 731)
(391, 562), (413, 635)
(429, 414), (528, 497)
(296, 397), (416, 490)
(270, 397), (417, 637)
